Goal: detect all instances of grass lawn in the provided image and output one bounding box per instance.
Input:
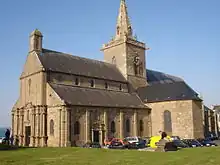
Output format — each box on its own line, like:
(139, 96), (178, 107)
(0, 147), (220, 165)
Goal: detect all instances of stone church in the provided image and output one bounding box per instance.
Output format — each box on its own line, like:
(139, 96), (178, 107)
(11, 0), (204, 147)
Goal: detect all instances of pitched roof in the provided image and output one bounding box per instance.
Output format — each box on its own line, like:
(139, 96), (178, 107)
(213, 105), (220, 111)
(147, 69), (183, 85)
(12, 98), (20, 111)
(204, 105), (211, 111)
(50, 83), (148, 109)
(39, 49), (127, 82)
(137, 81), (201, 103)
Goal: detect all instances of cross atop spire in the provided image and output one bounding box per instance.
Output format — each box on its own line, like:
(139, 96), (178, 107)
(115, 0), (133, 39)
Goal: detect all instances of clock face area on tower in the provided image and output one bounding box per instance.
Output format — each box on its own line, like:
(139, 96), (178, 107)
(134, 54), (144, 76)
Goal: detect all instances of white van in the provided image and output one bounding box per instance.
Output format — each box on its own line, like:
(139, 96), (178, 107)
(125, 136), (140, 144)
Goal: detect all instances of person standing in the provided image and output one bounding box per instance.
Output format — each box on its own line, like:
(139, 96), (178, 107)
(5, 129), (10, 145)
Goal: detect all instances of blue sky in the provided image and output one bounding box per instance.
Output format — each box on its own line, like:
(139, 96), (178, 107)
(0, 0), (219, 127)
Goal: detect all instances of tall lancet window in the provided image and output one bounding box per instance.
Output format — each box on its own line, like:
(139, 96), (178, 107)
(111, 121), (116, 134)
(28, 79), (31, 96)
(164, 110), (172, 134)
(50, 119), (54, 136)
(117, 26), (120, 35)
(112, 56), (116, 65)
(126, 119), (130, 133)
(35, 37), (39, 50)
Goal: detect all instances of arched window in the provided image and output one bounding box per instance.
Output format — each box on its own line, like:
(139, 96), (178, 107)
(164, 110), (172, 133)
(110, 121), (116, 134)
(75, 77), (79, 86)
(105, 82), (108, 89)
(140, 120), (144, 132)
(126, 119), (130, 133)
(28, 79), (31, 96)
(74, 121), (80, 135)
(119, 84), (122, 91)
(117, 26), (120, 35)
(90, 80), (95, 87)
(27, 110), (30, 121)
(112, 56), (116, 65)
(35, 37), (39, 50)
(50, 119), (54, 136)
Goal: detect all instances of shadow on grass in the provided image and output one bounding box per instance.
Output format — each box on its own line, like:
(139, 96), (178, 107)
(0, 144), (36, 151)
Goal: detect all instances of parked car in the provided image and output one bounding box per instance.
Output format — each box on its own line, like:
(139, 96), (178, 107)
(182, 139), (203, 147)
(205, 134), (218, 141)
(126, 139), (146, 149)
(104, 138), (128, 147)
(170, 136), (181, 141)
(108, 139), (125, 149)
(172, 140), (189, 148)
(83, 142), (102, 148)
(126, 142), (139, 149)
(142, 137), (151, 147)
(124, 137), (146, 149)
(197, 138), (217, 147)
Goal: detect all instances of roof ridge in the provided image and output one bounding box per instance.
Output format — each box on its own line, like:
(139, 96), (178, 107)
(42, 48), (117, 68)
(49, 82), (148, 109)
(42, 48), (126, 82)
(139, 81), (184, 89)
(147, 69), (184, 81)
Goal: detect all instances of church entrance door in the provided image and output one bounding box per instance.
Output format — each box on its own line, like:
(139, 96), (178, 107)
(25, 126), (31, 146)
(93, 130), (99, 143)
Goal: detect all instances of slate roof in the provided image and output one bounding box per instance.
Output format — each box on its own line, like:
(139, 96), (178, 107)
(38, 48), (201, 104)
(204, 105), (211, 112)
(137, 81), (201, 103)
(147, 69), (184, 85)
(39, 49), (127, 82)
(50, 83), (148, 109)
(213, 105), (220, 112)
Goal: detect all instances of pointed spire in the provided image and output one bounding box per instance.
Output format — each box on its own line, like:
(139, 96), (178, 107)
(115, 0), (133, 39)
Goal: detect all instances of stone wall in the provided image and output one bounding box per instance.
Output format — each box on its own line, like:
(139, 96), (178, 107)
(126, 41), (146, 78)
(192, 101), (204, 138)
(148, 100), (203, 139)
(49, 107), (151, 147)
(46, 83), (64, 106)
(12, 104), (47, 147)
(102, 38), (148, 89)
(48, 72), (128, 92)
(47, 107), (61, 147)
(102, 41), (127, 79)
(20, 52), (47, 106)
(138, 109), (152, 137)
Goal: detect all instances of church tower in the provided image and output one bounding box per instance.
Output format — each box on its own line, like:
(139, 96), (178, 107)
(29, 29), (43, 53)
(101, 0), (149, 89)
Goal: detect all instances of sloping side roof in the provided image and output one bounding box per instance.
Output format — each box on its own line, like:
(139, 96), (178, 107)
(39, 49), (126, 82)
(213, 105), (220, 110)
(50, 83), (148, 109)
(204, 105), (211, 111)
(147, 69), (183, 85)
(137, 81), (201, 103)
(12, 98), (20, 111)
